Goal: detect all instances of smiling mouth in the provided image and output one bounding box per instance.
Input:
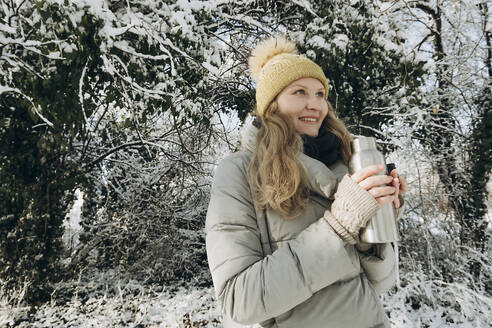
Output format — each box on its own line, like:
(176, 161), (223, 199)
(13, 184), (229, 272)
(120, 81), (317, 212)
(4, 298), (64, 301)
(299, 117), (318, 123)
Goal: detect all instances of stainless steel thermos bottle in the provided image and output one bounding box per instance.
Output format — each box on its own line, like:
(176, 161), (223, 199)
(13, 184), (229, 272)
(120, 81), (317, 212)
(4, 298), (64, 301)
(349, 136), (400, 243)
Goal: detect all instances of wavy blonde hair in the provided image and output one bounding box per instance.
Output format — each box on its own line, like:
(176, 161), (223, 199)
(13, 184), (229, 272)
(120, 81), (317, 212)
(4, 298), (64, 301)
(248, 101), (352, 220)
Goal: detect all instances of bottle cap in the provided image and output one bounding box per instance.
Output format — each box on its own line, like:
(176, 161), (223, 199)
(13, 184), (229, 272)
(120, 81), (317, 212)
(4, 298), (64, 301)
(386, 163), (396, 174)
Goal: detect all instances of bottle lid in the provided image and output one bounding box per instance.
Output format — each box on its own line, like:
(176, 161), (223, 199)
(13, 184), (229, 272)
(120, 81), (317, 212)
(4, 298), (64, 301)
(351, 136), (377, 152)
(386, 163), (396, 173)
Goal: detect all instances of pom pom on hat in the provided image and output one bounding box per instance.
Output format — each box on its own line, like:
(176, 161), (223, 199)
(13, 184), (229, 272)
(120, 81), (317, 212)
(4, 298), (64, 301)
(248, 36), (298, 82)
(248, 36), (330, 117)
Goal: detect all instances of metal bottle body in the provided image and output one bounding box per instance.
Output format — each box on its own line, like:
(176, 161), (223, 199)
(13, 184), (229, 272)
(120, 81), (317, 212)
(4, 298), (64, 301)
(349, 137), (399, 243)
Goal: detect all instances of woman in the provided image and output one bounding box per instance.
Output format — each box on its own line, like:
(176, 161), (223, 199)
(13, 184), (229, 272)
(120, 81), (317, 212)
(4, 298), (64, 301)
(205, 36), (407, 328)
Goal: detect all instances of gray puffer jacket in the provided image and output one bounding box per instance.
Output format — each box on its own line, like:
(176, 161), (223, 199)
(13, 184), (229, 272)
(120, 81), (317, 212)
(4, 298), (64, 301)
(205, 123), (399, 328)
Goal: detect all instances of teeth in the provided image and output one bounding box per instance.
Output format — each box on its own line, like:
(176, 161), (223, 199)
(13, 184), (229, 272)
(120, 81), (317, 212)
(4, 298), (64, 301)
(299, 118), (317, 122)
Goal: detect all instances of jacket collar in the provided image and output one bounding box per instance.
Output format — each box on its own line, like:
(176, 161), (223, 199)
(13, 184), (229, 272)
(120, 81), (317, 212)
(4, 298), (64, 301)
(240, 122), (347, 199)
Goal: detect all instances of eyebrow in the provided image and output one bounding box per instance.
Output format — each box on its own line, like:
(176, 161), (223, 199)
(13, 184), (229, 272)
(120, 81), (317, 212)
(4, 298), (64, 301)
(289, 84), (325, 91)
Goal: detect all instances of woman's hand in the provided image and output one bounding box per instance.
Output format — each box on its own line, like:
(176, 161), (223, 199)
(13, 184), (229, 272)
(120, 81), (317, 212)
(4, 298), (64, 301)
(388, 168), (408, 209)
(350, 165), (396, 206)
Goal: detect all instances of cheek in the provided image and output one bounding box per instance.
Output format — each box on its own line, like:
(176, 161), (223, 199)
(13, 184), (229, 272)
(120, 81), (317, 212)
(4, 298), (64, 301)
(320, 106), (329, 120)
(278, 98), (303, 116)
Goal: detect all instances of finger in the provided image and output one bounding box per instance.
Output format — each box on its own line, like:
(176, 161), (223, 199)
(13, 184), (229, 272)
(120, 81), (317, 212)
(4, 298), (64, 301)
(368, 186), (397, 198)
(389, 168), (398, 179)
(392, 177), (400, 208)
(359, 175), (393, 190)
(375, 195), (395, 206)
(351, 164), (385, 183)
(399, 176), (408, 194)
(392, 176), (400, 189)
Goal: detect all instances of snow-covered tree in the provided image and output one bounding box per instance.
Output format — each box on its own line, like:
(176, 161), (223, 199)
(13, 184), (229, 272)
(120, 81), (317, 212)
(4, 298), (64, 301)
(380, 0), (491, 262)
(0, 0), (226, 302)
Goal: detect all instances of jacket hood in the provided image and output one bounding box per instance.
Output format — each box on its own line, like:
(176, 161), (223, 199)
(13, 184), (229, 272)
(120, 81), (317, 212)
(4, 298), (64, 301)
(239, 122), (348, 200)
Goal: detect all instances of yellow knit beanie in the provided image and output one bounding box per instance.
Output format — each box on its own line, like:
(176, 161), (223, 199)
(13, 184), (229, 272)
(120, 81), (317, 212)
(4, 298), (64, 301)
(248, 36), (329, 117)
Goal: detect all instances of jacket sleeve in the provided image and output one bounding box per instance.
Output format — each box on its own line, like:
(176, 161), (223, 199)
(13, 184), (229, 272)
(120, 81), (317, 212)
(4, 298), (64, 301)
(205, 156), (360, 325)
(359, 243), (397, 294)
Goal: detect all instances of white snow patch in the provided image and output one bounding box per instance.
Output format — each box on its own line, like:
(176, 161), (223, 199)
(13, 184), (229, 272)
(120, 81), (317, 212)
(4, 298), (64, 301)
(63, 189), (83, 251)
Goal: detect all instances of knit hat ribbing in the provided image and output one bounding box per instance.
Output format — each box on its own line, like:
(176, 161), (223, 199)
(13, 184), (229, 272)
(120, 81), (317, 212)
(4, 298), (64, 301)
(248, 36), (329, 117)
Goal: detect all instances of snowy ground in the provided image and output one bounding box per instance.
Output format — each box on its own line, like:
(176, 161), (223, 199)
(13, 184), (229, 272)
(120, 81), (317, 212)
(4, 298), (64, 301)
(1, 269), (221, 328)
(1, 264), (491, 328)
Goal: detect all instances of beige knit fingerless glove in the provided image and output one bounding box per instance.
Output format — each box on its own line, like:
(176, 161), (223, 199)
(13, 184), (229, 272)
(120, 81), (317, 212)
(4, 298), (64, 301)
(324, 174), (380, 244)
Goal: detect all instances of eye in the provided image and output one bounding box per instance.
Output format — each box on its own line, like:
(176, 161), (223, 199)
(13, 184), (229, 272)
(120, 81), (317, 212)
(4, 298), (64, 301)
(316, 91), (325, 97)
(295, 89), (305, 95)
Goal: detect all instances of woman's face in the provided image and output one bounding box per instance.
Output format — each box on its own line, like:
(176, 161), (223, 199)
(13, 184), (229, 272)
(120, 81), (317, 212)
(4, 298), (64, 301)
(276, 77), (329, 137)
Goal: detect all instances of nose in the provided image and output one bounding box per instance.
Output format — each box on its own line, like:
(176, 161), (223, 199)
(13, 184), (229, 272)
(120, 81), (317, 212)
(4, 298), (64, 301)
(306, 94), (322, 111)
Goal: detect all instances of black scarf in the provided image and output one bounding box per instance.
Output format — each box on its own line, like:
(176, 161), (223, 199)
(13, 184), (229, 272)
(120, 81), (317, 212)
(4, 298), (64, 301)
(302, 128), (342, 167)
(252, 117), (342, 167)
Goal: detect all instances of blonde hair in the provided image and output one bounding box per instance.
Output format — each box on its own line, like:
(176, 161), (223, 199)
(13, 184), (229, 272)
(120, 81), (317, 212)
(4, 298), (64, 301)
(248, 101), (352, 220)
(323, 101), (352, 164)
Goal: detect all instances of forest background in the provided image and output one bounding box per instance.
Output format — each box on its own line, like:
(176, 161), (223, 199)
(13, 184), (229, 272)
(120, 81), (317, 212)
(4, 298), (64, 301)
(0, 0), (491, 327)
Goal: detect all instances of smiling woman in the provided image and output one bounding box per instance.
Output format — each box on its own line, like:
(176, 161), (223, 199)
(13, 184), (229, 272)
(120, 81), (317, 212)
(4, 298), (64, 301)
(205, 36), (405, 328)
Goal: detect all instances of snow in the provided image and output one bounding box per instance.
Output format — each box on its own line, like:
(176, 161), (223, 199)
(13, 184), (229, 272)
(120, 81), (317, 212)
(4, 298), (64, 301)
(0, 23), (16, 34)
(384, 274), (492, 327)
(202, 61), (220, 77)
(63, 189), (84, 251)
(1, 270), (222, 328)
(0, 86), (17, 94)
(2, 263), (490, 327)
(307, 35), (330, 51)
(332, 34), (350, 52)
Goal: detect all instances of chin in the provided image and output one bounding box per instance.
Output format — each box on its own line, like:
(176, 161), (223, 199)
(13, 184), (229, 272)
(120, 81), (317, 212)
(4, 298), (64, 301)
(303, 130), (319, 137)
(295, 123), (321, 137)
